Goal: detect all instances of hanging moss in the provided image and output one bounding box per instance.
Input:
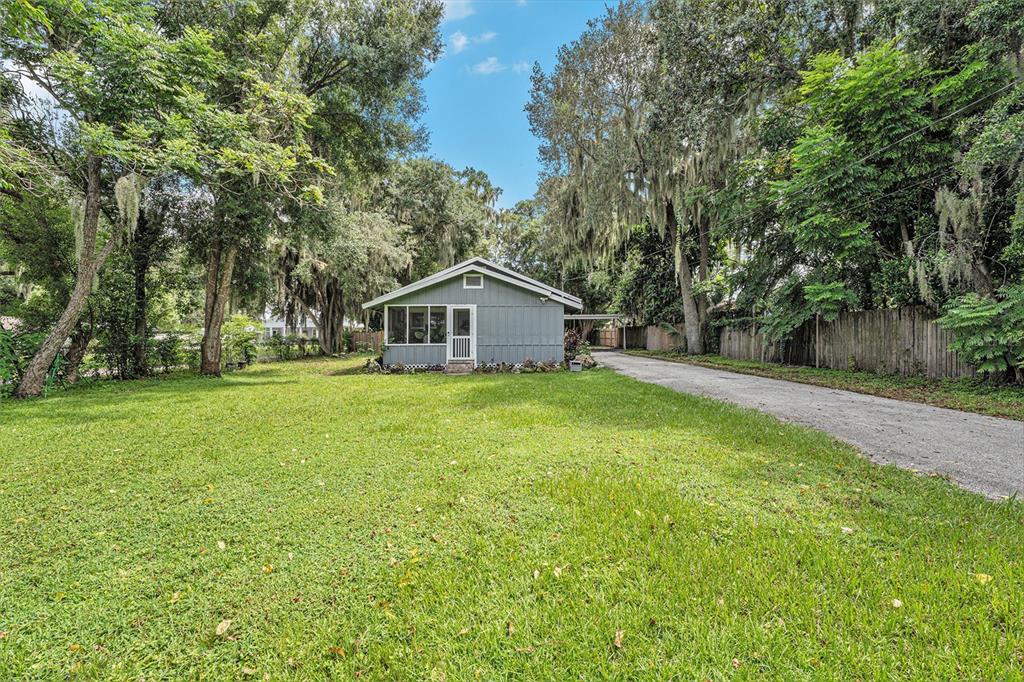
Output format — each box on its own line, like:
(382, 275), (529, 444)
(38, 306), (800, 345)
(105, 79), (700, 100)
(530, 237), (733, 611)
(114, 173), (143, 243)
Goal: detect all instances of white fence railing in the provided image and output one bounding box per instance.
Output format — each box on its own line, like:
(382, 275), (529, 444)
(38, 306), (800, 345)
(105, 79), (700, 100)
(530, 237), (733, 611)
(451, 336), (471, 359)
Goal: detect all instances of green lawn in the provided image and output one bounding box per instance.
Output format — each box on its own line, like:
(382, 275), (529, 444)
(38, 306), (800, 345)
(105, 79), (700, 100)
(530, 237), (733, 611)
(625, 350), (1024, 421)
(1, 358), (1022, 679)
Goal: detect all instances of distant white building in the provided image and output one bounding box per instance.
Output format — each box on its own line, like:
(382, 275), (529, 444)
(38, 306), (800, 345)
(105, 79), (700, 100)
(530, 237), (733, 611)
(259, 309), (364, 339)
(260, 310), (316, 339)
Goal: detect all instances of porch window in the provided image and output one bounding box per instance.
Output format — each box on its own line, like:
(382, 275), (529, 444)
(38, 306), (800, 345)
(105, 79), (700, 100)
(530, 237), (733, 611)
(408, 306), (428, 343)
(386, 305), (447, 344)
(387, 306), (407, 344)
(429, 307), (447, 343)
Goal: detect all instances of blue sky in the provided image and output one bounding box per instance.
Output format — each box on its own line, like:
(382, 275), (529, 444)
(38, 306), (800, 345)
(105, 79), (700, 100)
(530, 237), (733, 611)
(421, 0), (608, 209)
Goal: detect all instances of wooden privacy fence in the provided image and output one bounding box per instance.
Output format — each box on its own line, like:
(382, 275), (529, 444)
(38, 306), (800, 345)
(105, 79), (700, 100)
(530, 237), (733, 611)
(591, 325), (686, 351)
(591, 326), (651, 348)
(351, 330), (383, 352)
(719, 306), (974, 380)
(593, 327), (621, 347)
(643, 324), (686, 352)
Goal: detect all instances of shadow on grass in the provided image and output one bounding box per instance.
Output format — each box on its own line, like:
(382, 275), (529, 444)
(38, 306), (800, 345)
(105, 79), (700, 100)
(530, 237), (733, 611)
(325, 364), (368, 376)
(453, 368), (1020, 520)
(0, 368), (300, 427)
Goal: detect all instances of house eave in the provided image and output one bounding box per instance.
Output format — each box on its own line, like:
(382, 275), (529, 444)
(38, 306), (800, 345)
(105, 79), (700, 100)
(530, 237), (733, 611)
(362, 259), (584, 311)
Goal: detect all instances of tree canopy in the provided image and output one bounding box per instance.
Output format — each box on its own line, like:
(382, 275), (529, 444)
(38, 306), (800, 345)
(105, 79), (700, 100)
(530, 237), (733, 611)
(528, 0), (1024, 378)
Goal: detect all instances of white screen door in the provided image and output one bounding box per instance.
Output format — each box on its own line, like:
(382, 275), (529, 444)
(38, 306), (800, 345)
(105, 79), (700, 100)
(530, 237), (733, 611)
(448, 306), (475, 361)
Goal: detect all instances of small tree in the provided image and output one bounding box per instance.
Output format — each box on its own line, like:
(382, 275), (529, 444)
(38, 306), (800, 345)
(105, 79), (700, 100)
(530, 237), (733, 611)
(2, 0), (225, 397)
(804, 282), (857, 368)
(220, 315), (260, 368)
(938, 285), (1024, 382)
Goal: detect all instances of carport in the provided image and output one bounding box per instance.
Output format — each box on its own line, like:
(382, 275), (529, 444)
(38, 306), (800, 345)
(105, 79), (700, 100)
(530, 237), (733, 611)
(564, 313), (631, 349)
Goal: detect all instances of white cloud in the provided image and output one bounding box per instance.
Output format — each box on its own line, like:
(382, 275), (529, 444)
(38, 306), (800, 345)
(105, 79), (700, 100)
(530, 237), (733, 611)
(512, 61), (530, 74)
(516, 0), (527, 6)
(450, 31), (469, 54)
(442, 0), (475, 22)
(471, 57), (506, 75)
(449, 30), (496, 55)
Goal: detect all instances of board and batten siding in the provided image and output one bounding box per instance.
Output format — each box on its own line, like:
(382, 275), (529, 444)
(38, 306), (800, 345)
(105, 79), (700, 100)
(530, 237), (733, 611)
(383, 274), (565, 366)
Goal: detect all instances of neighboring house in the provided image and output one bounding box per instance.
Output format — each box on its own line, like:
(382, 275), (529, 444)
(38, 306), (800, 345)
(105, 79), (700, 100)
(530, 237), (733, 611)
(260, 309), (366, 340)
(260, 310), (316, 339)
(363, 257), (583, 371)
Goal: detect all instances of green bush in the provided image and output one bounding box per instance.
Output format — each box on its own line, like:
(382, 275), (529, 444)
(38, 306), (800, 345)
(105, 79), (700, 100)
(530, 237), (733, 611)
(0, 330), (62, 397)
(221, 315), (261, 367)
(938, 284), (1024, 382)
(284, 333), (300, 359)
(151, 333), (184, 373)
(262, 334), (297, 361)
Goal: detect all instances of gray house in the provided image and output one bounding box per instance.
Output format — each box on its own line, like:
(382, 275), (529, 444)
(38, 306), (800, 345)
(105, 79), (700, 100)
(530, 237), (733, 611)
(362, 257), (583, 371)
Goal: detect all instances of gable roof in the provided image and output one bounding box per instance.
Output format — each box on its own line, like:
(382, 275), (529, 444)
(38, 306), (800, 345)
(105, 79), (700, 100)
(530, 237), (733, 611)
(362, 257), (584, 310)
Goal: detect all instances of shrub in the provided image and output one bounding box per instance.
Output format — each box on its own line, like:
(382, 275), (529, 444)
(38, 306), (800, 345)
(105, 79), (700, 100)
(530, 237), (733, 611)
(564, 328), (582, 360)
(0, 330), (24, 397)
(151, 333), (183, 373)
(0, 330), (61, 397)
(284, 333), (300, 359)
(182, 332), (202, 370)
(938, 285), (1024, 382)
(221, 315), (261, 367)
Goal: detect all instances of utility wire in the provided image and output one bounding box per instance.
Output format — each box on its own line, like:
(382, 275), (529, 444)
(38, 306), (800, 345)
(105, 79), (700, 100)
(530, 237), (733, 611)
(556, 79), (1021, 280)
(709, 78), (1019, 237)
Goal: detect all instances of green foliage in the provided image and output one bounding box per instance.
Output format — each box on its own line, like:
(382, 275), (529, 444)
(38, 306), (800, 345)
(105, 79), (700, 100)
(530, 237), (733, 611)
(262, 333), (310, 362)
(761, 277), (814, 342)
(804, 282), (858, 322)
(532, 0), (1022, 362)
(0, 329), (60, 397)
(151, 332), (183, 373)
(870, 258), (921, 308)
(220, 314), (260, 367)
(611, 225), (685, 326)
(93, 251), (139, 379)
(938, 285), (1024, 378)
(376, 158), (495, 280)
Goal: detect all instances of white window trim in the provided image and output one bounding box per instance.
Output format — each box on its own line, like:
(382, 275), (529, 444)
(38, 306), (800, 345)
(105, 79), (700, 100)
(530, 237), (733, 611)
(447, 304), (476, 363)
(462, 273), (484, 289)
(384, 304), (448, 346)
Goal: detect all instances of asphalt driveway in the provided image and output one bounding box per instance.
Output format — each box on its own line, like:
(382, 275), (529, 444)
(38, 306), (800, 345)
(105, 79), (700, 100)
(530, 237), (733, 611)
(598, 351), (1024, 499)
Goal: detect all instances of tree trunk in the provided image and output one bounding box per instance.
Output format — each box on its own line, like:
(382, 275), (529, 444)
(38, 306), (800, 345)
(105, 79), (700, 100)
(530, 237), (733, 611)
(200, 236), (238, 376)
(64, 320), (93, 383)
(14, 155), (117, 398)
(580, 320), (595, 344)
(314, 280), (344, 355)
(667, 200), (704, 354)
(130, 211), (157, 377)
(815, 313), (820, 368)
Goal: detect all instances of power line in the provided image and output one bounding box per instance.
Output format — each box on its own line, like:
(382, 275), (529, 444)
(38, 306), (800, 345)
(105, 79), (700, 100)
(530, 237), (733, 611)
(554, 79), (1021, 281)
(709, 78), (1019, 237)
